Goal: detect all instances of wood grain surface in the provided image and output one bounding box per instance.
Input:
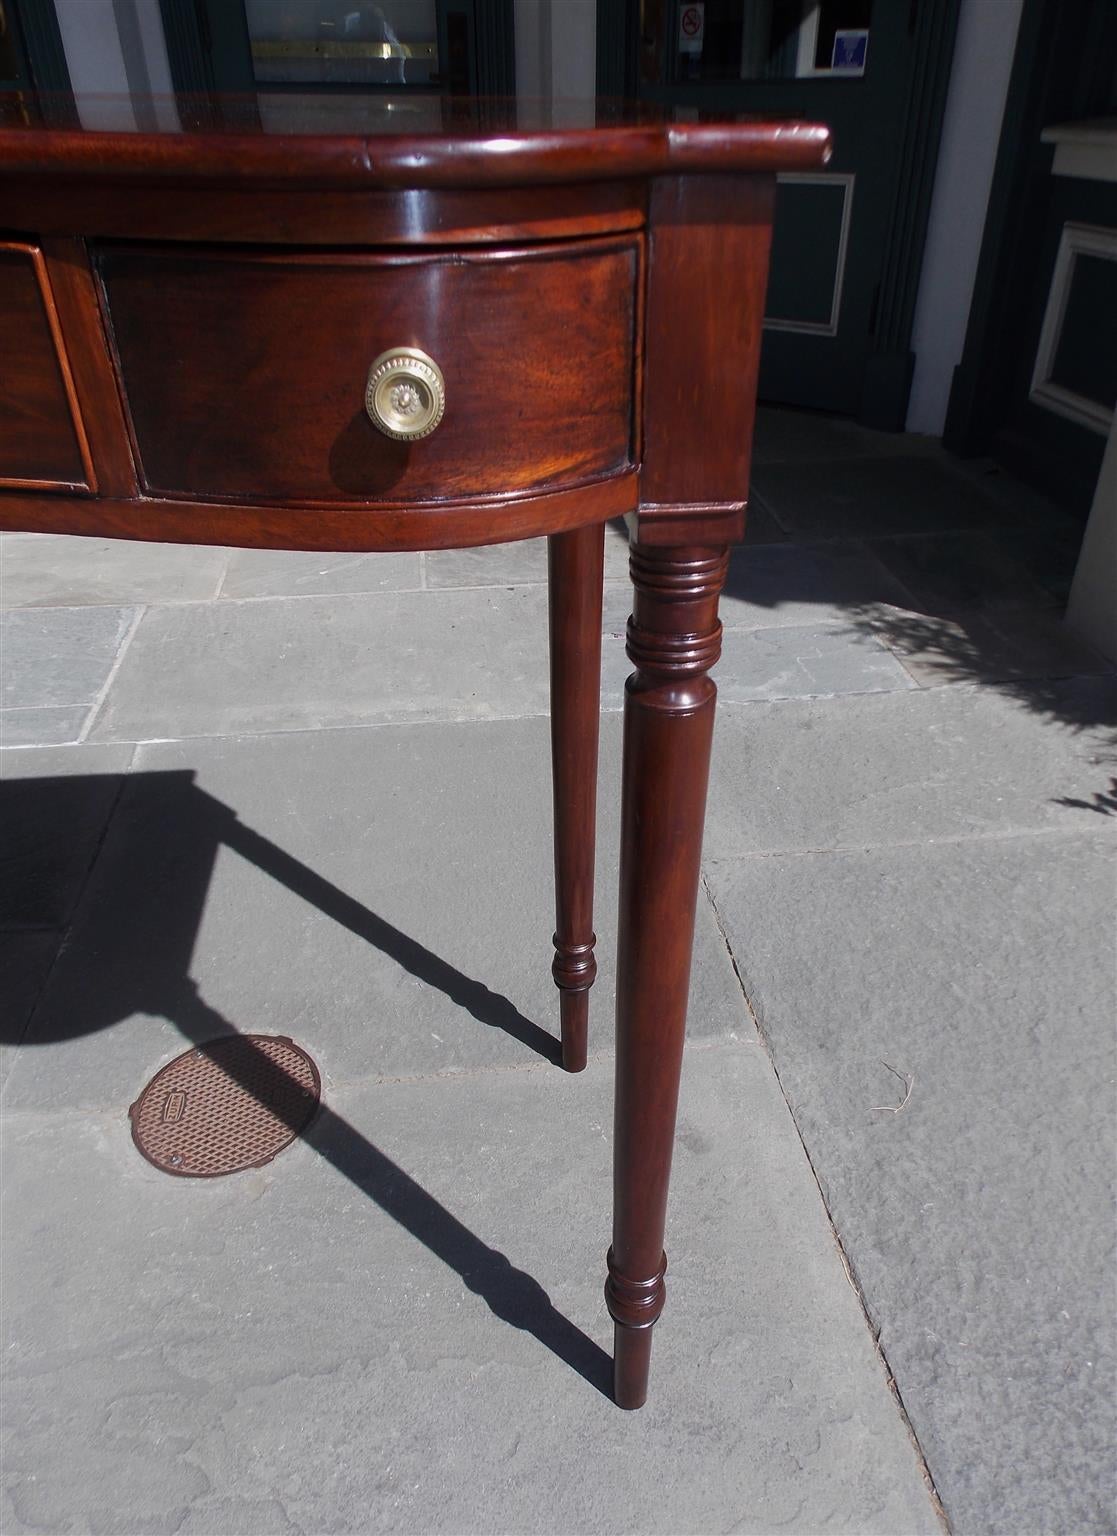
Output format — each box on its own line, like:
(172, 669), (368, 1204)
(98, 238), (639, 504)
(0, 115), (831, 188)
(0, 243), (89, 490)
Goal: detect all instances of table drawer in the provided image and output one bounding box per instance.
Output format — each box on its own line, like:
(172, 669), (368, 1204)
(96, 239), (639, 504)
(0, 243), (90, 491)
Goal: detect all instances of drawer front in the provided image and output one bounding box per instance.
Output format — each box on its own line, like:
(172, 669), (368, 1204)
(0, 244), (89, 490)
(97, 240), (639, 503)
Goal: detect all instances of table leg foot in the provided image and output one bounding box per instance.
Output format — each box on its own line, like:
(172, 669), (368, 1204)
(612, 1324), (654, 1410)
(557, 985), (590, 1073)
(548, 522), (604, 1074)
(607, 1245), (667, 1407)
(607, 542), (728, 1407)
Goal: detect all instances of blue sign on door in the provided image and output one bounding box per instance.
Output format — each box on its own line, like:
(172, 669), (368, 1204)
(831, 29), (869, 73)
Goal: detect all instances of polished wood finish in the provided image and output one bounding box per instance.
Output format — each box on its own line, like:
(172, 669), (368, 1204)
(0, 242), (89, 490)
(97, 239), (638, 504)
(639, 175), (776, 546)
(548, 522), (605, 1074)
(0, 98), (830, 1408)
(606, 542), (729, 1408)
(0, 477), (638, 554)
(0, 178), (648, 247)
(38, 239), (138, 498)
(0, 115), (831, 187)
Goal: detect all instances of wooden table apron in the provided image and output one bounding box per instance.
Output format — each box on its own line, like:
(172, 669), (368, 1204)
(0, 113), (831, 1409)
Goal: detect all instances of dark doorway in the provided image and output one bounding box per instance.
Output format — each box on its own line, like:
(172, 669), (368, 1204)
(602, 0), (960, 428)
(944, 0), (1117, 517)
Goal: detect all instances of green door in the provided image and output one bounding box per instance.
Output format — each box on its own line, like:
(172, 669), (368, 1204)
(632, 0), (958, 423)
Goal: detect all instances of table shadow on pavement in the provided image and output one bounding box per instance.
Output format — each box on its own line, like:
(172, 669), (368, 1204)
(1, 769), (613, 1399)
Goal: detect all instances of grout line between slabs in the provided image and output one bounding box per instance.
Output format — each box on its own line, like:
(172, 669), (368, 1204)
(321, 1031), (735, 1097)
(2, 661), (1110, 754)
(0, 576), (632, 610)
(703, 822), (1117, 863)
(0, 1033), (741, 1123)
(200, 576), (633, 603)
(699, 873), (953, 1535)
(76, 606), (146, 744)
(28, 706), (620, 750)
(210, 547), (234, 601)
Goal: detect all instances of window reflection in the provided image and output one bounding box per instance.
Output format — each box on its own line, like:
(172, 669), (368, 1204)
(643, 0), (871, 85)
(247, 1), (439, 87)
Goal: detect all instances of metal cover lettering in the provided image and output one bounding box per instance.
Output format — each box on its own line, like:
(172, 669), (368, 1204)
(162, 1089), (187, 1124)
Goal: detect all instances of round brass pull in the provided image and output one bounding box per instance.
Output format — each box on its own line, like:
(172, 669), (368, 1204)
(365, 347), (445, 441)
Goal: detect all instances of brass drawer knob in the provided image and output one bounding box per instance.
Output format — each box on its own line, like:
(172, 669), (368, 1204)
(365, 347), (445, 440)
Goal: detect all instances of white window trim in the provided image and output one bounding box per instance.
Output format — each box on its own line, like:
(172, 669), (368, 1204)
(1029, 220), (1117, 436)
(763, 173), (855, 337)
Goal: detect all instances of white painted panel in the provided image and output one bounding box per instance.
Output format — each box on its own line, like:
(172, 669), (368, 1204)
(134, 0), (180, 130)
(1067, 409), (1117, 662)
(1029, 221), (1117, 435)
(514, 0), (547, 101)
(55, 0), (135, 130)
(906, 0), (1024, 436)
(550, 0), (595, 103)
(1043, 120), (1117, 185)
(514, 0), (595, 110)
(55, 0), (179, 131)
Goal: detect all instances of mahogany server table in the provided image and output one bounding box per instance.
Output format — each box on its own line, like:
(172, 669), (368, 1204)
(0, 95), (830, 1409)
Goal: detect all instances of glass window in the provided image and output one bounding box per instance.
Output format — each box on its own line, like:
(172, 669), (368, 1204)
(656, 0), (871, 85)
(246, 1), (439, 88)
(0, 1), (27, 89)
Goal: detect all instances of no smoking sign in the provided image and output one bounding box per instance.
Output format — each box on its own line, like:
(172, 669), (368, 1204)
(678, 1), (704, 53)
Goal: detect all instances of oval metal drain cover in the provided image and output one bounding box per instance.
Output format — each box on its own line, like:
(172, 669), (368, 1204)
(129, 1035), (320, 1177)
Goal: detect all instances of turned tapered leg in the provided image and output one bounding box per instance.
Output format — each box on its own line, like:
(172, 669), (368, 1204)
(547, 521), (605, 1073)
(605, 543), (729, 1407)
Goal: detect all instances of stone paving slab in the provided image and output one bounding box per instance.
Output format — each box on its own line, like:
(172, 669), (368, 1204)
(0, 741), (134, 928)
(752, 457), (1020, 541)
(0, 706), (92, 748)
(705, 677), (1117, 858)
(2, 716), (747, 1113)
(865, 531), (1055, 615)
(862, 602), (1109, 686)
(424, 527), (632, 588)
(712, 622), (915, 703)
(80, 588), (916, 748)
(1006, 524), (1087, 607)
(597, 549), (916, 643)
(741, 497), (789, 543)
(0, 932), (60, 1093)
(0, 534), (228, 608)
(0, 605), (136, 712)
(1, 1044), (940, 1536)
(751, 407), (939, 465)
(220, 548), (423, 600)
(720, 541), (915, 631)
(953, 458), (1081, 532)
(705, 831), (1117, 1536)
(602, 608), (915, 709)
(87, 586), (573, 742)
